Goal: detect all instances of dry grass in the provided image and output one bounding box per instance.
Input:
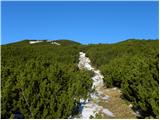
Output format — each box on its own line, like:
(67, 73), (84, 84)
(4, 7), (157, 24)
(98, 87), (137, 119)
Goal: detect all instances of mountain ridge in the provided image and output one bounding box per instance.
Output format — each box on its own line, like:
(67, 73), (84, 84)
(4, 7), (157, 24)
(2, 39), (158, 46)
(2, 39), (81, 46)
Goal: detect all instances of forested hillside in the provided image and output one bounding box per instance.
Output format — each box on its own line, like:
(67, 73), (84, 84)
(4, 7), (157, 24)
(84, 39), (159, 118)
(1, 40), (92, 118)
(1, 39), (159, 119)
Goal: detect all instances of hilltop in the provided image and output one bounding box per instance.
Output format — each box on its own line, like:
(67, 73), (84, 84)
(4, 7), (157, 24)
(3, 39), (81, 46)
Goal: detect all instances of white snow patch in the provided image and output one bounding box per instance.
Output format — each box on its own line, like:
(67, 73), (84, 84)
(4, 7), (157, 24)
(78, 52), (103, 90)
(129, 104), (133, 108)
(112, 87), (117, 90)
(102, 108), (115, 117)
(101, 95), (109, 100)
(77, 52), (114, 119)
(51, 42), (61, 45)
(78, 52), (94, 70)
(81, 103), (103, 119)
(90, 93), (99, 100)
(29, 40), (43, 44)
(80, 99), (85, 103)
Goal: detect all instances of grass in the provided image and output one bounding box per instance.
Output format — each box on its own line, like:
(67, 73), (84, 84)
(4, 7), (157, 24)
(98, 87), (137, 119)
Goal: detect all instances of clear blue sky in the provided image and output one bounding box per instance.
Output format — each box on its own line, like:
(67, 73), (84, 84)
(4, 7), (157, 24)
(1, 1), (158, 44)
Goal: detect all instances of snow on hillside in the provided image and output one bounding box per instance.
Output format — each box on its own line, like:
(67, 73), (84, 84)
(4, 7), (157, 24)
(78, 52), (103, 90)
(29, 40), (43, 44)
(77, 52), (114, 119)
(78, 52), (94, 70)
(51, 42), (61, 45)
(29, 40), (61, 45)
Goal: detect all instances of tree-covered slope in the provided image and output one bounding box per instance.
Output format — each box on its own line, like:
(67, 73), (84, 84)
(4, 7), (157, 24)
(1, 39), (159, 119)
(1, 40), (91, 119)
(83, 39), (159, 118)
(4, 39), (81, 46)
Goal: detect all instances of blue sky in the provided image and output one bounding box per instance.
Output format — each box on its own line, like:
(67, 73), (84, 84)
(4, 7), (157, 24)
(1, 1), (158, 44)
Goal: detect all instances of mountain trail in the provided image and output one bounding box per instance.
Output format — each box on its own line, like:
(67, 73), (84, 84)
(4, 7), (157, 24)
(77, 52), (136, 119)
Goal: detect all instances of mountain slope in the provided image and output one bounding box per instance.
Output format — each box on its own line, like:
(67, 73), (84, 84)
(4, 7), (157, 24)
(83, 39), (159, 118)
(1, 39), (159, 119)
(1, 39), (91, 119)
(4, 39), (81, 46)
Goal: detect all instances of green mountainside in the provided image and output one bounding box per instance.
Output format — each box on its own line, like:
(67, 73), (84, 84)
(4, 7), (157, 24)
(5, 39), (81, 46)
(84, 39), (159, 118)
(1, 39), (159, 119)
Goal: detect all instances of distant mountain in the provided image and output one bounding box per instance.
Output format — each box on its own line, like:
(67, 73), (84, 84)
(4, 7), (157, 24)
(3, 39), (81, 46)
(116, 39), (159, 45)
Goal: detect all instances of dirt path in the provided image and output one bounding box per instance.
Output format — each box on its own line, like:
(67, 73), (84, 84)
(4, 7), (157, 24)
(98, 87), (136, 119)
(77, 52), (136, 119)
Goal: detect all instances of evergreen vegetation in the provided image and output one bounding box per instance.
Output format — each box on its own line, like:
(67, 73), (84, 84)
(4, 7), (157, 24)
(1, 39), (159, 118)
(1, 40), (92, 118)
(85, 39), (159, 118)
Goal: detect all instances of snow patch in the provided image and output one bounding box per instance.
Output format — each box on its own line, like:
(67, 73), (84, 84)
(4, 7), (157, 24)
(129, 104), (133, 108)
(102, 108), (115, 117)
(80, 99), (85, 103)
(29, 40), (43, 44)
(101, 95), (109, 100)
(78, 52), (103, 90)
(51, 42), (61, 45)
(78, 52), (94, 70)
(77, 52), (114, 119)
(112, 87), (117, 90)
(90, 93), (99, 100)
(29, 40), (61, 45)
(81, 102), (103, 119)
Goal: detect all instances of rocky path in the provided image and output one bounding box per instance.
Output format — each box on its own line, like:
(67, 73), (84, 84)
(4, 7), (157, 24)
(77, 52), (114, 119)
(77, 52), (136, 119)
